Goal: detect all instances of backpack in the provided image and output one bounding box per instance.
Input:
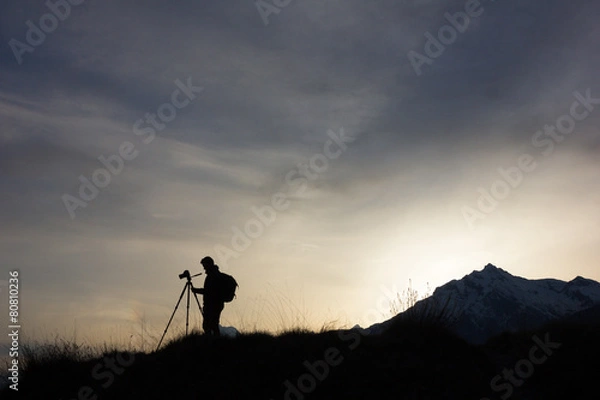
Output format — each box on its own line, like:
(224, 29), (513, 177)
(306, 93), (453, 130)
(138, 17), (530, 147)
(218, 272), (238, 303)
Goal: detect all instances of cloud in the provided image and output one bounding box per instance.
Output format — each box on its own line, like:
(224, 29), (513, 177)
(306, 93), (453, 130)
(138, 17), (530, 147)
(1, 0), (599, 341)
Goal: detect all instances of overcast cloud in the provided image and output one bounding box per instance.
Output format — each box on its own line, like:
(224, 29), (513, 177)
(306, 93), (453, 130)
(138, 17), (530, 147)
(1, 0), (599, 346)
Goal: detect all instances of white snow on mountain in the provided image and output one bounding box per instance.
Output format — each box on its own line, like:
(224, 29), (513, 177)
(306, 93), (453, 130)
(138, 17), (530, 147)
(369, 263), (600, 344)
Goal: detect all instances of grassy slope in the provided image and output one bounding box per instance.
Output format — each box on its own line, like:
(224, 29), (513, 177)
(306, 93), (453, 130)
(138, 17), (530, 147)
(3, 319), (599, 400)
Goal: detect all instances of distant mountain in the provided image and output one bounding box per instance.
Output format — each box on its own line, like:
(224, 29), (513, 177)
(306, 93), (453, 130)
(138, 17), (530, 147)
(370, 263), (600, 344)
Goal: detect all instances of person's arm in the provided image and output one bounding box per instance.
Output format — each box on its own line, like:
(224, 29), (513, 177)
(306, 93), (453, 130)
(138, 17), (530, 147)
(191, 286), (205, 294)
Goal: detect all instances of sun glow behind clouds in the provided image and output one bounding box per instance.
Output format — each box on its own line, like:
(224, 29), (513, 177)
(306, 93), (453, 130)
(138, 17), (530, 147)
(375, 231), (493, 291)
(1, 0), (600, 350)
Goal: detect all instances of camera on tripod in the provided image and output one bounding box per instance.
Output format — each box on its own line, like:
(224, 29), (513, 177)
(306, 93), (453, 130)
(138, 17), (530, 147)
(156, 268), (204, 350)
(179, 270), (191, 280)
(178, 270), (202, 281)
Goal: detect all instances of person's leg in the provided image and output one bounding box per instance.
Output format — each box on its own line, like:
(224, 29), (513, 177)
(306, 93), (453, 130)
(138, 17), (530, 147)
(211, 320), (220, 337)
(203, 306), (217, 335)
(203, 304), (223, 336)
(211, 303), (224, 336)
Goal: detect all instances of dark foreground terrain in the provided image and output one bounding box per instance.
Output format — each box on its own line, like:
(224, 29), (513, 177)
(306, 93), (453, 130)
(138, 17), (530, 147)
(3, 318), (599, 400)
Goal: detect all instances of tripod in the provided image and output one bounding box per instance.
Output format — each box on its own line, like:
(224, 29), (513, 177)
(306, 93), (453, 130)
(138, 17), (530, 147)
(156, 271), (204, 350)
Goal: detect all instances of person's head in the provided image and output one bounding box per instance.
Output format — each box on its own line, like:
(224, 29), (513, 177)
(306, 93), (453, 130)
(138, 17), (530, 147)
(201, 256), (217, 273)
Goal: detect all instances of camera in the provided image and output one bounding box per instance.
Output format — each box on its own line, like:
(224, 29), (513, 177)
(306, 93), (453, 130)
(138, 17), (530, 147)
(179, 270), (191, 280)
(179, 270), (202, 281)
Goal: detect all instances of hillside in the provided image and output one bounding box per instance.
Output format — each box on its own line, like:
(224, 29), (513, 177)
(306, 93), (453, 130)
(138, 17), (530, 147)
(4, 264), (600, 398)
(2, 317), (600, 399)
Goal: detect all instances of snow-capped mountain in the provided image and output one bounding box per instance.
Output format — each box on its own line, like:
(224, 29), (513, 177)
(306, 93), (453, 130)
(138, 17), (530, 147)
(371, 263), (600, 344)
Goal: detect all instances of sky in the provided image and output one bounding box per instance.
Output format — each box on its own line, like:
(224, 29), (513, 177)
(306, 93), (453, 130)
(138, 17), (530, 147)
(0, 0), (599, 349)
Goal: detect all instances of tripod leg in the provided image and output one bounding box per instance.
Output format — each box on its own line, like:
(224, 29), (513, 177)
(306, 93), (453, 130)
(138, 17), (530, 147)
(188, 286), (204, 334)
(156, 283), (188, 351)
(192, 290), (204, 317)
(185, 281), (191, 335)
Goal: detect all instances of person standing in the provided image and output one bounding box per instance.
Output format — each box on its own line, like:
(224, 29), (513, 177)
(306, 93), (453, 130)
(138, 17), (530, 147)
(192, 256), (224, 336)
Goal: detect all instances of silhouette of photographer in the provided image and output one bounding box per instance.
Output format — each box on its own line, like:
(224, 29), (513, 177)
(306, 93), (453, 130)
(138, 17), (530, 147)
(192, 256), (225, 336)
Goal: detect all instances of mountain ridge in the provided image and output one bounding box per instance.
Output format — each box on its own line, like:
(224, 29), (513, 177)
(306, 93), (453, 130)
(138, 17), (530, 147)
(371, 263), (600, 344)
